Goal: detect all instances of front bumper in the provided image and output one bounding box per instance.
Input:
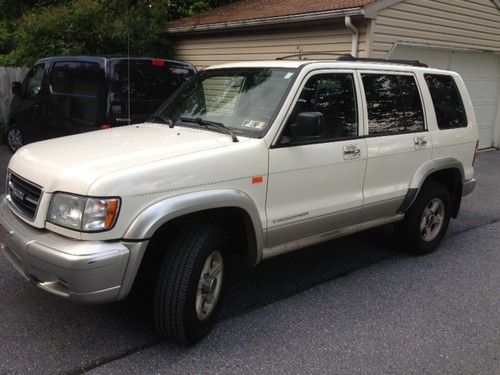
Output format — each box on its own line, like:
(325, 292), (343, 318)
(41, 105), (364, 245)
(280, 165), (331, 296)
(0, 197), (131, 304)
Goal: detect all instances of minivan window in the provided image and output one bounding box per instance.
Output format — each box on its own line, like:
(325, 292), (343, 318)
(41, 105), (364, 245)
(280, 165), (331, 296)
(51, 62), (104, 97)
(25, 64), (45, 97)
(109, 60), (195, 119)
(425, 74), (467, 129)
(362, 74), (425, 136)
(282, 73), (358, 143)
(51, 62), (78, 94)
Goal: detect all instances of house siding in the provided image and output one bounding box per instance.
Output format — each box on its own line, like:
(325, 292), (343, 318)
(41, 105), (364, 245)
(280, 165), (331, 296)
(174, 21), (368, 69)
(371, 0), (500, 57)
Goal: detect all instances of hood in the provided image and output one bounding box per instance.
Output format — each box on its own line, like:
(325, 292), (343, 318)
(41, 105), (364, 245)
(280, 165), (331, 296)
(8, 123), (245, 194)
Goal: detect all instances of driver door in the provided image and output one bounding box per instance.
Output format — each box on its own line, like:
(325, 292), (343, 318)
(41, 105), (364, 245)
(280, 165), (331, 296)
(265, 70), (367, 249)
(12, 63), (49, 144)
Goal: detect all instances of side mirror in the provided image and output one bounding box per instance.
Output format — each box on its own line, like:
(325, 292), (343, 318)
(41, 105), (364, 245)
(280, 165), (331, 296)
(11, 81), (23, 96)
(289, 112), (324, 139)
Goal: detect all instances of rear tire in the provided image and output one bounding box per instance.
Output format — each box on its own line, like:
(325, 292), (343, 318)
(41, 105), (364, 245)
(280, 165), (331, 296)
(395, 182), (451, 255)
(154, 223), (229, 344)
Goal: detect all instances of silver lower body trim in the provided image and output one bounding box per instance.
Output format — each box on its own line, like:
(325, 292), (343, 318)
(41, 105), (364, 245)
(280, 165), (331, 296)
(462, 178), (476, 197)
(262, 213), (405, 260)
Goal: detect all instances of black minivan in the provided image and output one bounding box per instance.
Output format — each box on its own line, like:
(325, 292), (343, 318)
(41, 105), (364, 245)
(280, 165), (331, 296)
(7, 56), (196, 151)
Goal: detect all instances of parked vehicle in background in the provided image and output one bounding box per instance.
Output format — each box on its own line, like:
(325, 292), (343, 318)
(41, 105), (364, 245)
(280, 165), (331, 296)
(0, 57), (479, 345)
(6, 56), (196, 152)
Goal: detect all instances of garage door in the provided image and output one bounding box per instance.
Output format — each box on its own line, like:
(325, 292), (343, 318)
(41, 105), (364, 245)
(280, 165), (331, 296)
(389, 46), (500, 148)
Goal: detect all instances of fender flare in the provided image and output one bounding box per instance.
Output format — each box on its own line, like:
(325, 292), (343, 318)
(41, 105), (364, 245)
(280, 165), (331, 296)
(123, 189), (265, 266)
(398, 157), (465, 213)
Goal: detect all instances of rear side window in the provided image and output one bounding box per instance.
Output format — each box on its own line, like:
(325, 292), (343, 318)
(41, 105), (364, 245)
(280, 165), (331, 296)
(362, 74), (425, 136)
(110, 59), (195, 116)
(425, 74), (467, 129)
(51, 62), (104, 97)
(51, 62), (78, 94)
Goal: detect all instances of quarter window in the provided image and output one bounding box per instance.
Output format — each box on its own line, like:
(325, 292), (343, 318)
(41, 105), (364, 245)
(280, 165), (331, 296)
(425, 74), (467, 129)
(282, 73), (358, 143)
(362, 74), (425, 135)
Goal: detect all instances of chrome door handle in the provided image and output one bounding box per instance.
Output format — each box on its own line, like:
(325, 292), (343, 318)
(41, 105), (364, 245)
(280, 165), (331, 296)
(414, 137), (427, 146)
(343, 144), (361, 159)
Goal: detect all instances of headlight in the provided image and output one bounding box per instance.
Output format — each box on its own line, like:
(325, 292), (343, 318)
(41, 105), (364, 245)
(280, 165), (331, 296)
(48, 193), (120, 232)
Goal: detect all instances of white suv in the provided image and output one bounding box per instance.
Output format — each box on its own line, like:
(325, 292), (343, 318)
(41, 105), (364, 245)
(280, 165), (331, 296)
(0, 57), (478, 344)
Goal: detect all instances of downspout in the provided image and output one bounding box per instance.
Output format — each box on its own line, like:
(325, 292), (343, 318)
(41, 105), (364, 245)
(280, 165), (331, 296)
(345, 16), (359, 57)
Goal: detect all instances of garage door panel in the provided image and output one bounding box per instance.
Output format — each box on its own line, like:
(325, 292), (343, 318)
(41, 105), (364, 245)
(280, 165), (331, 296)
(463, 81), (498, 98)
(475, 105), (496, 124)
(478, 127), (494, 147)
(449, 53), (500, 73)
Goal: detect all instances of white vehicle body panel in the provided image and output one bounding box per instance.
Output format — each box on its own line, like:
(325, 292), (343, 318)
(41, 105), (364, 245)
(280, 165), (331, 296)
(0, 59), (480, 304)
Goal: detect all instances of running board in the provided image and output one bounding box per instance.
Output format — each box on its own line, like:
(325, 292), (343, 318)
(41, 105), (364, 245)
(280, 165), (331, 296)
(262, 213), (405, 260)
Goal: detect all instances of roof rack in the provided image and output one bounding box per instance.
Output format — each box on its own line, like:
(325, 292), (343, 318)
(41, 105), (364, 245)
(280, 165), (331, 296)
(276, 52), (341, 60)
(336, 54), (428, 67)
(275, 53), (428, 67)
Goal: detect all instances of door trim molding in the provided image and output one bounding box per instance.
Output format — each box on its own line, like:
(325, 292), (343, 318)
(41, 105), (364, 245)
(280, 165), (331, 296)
(262, 213), (404, 260)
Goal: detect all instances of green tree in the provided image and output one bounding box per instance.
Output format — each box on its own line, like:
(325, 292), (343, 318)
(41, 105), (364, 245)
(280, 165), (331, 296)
(0, 0), (233, 66)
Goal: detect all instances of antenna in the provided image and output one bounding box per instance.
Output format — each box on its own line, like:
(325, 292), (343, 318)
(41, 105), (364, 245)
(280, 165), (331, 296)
(126, 0), (131, 126)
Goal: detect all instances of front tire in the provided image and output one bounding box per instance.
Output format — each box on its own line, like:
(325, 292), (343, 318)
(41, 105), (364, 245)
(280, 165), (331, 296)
(395, 182), (451, 255)
(7, 125), (24, 152)
(154, 223), (229, 344)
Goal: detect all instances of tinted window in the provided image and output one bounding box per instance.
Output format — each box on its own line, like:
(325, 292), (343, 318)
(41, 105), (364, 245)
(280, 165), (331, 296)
(362, 74), (424, 135)
(282, 73), (358, 143)
(425, 74), (467, 129)
(51, 62), (104, 97)
(110, 60), (195, 117)
(73, 62), (104, 97)
(25, 64), (45, 97)
(51, 62), (78, 95)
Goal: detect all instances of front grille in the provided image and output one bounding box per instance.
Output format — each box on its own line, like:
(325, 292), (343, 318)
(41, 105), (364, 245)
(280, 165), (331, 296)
(6, 172), (43, 220)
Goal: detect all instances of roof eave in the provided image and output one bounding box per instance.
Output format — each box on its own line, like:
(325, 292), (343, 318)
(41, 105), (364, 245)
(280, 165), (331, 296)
(168, 7), (364, 35)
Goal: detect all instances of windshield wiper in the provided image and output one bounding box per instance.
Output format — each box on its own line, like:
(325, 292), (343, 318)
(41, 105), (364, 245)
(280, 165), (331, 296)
(179, 117), (239, 142)
(149, 114), (174, 128)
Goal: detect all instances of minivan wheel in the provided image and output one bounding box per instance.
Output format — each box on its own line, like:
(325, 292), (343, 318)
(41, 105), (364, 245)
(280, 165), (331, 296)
(7, 126), (23, 152)
(395, 182), (451, 255)
(154, 223), (229, 344)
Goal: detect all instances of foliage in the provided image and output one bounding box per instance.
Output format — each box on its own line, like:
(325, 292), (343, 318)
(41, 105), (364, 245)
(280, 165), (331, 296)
(0, 0), (233, 67)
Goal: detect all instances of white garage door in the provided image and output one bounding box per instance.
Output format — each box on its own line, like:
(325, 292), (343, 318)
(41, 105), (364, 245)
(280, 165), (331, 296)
(390, 46), (500, 148)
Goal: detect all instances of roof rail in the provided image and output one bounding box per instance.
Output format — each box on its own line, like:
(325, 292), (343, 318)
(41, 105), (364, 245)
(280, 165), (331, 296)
(276, 52), (341, 60)
(336, 54), (428, 67)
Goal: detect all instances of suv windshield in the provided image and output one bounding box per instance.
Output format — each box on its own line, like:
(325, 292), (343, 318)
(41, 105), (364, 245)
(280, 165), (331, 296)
(154, 68), (297, 137)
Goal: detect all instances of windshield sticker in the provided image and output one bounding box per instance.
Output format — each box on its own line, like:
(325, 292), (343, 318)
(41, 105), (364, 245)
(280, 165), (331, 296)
(284, 72), (294, 79)
(243, 120), (266, 130)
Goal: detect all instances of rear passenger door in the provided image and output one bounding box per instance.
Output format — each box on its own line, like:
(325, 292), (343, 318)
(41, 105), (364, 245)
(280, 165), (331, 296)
(266, 70), (367, 248)
(359, 71), (431, 221)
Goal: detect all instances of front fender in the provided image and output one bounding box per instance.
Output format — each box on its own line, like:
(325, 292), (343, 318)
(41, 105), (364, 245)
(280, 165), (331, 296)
(123, 189), (265, 265)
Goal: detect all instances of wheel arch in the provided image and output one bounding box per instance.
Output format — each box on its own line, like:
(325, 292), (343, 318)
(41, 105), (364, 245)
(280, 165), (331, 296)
(399, 157), (465, 218)
(123, 189), (265, 266)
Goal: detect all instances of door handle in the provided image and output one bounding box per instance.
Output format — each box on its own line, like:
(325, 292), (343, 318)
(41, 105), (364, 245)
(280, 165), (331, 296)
(343, 144), (361, 159)
(414, 137), (427, 146)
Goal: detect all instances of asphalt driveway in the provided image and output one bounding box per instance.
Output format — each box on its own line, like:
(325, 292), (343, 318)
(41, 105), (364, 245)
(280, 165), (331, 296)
(0, 144), (499, 374)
